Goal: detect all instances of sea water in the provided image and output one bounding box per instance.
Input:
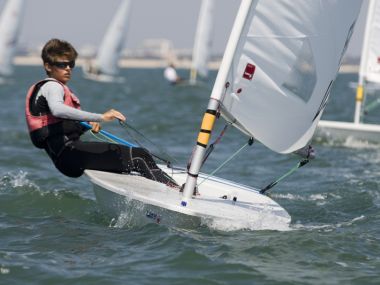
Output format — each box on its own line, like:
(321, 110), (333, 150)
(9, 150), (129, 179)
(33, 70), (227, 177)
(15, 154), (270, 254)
(0, 66), (379, 284)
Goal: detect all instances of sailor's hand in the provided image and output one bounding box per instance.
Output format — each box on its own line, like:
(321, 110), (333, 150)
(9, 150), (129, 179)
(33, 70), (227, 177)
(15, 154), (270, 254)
(101, 109), (126, 122)
(89, 122), (101, 133)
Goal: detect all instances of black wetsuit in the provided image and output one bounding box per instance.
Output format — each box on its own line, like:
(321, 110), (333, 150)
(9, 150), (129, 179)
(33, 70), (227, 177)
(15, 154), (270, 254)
(27, 80), (177, 186)
(44, 130), (176, 186)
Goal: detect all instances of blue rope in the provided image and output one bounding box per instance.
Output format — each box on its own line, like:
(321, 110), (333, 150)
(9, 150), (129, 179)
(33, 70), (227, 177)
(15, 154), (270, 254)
(80, 122), (137, 147)
(81, 121), (174, 165)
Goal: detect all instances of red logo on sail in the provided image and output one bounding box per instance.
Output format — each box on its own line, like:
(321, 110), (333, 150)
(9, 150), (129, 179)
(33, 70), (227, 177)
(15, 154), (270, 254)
(243, 63), (255, 80)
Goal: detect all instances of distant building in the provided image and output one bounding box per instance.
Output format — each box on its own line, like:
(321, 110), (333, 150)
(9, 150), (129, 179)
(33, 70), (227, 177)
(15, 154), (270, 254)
(132, 38), (176, 60)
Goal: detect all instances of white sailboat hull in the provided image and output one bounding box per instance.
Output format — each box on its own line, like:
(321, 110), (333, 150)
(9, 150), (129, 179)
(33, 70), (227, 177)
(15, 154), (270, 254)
(82, 67), (125, 84)
(85, 165), (291, 231)
(317, 120), (380, 143)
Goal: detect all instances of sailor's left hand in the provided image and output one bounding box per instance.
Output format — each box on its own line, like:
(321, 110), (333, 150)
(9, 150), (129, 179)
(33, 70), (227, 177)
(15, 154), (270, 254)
(89, 122), (101, 133)
(101, 109), (126, 122)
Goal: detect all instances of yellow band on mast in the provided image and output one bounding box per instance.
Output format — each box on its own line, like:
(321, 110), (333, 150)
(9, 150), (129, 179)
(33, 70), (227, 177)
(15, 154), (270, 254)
(197, 111), (216, 146)
(356, 85), (364, 102)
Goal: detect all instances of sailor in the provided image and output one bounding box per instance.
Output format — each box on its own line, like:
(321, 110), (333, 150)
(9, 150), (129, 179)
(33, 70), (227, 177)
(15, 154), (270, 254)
(163, 63), (181, 85)
(25, 38), (177, 187)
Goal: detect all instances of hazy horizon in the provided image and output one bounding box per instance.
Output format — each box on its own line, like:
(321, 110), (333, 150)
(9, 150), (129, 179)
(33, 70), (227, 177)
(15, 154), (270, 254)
(0, 0), (369, 57)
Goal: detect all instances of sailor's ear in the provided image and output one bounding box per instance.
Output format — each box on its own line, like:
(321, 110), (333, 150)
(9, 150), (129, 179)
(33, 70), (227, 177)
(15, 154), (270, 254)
(44, 62), (52, 73)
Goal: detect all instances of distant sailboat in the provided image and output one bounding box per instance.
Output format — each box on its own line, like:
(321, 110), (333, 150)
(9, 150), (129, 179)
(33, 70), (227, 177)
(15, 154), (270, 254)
(317, 0), (380, 144)
(189, 0), (215, 85)
(82, 0), (131, 83)
(86, 0), (361, 230)
(0, 0), (24, 82)
(164, 0), (215, 87)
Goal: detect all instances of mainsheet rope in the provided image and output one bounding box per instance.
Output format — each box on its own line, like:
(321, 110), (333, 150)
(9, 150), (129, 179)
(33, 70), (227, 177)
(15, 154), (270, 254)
(83, 121), (175, 166)
(118, 120), (177, 165)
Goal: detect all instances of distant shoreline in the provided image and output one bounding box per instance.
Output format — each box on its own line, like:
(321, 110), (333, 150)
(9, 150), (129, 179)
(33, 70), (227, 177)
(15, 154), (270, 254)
(13, 56), (221, 70)
(14, 56), (359, 73)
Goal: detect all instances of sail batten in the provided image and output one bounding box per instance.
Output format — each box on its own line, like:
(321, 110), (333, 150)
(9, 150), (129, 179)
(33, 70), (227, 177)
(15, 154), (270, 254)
(216, 0), (362, 153)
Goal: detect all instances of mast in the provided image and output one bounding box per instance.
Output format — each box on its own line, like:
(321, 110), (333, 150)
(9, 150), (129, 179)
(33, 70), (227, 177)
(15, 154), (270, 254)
(181, 0), (254, 206)
(354, 0), (375, 124)
(189, 68), (197, 84)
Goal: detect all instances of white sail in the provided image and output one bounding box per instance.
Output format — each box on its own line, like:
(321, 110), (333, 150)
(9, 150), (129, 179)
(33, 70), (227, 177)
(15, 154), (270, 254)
(359, 0), (380, 85)
(353, 0), (380, 123)
(215, 0), (361, 153)
(317, 1), (380, 144)
(181, 0), (361, 202)
(190, 0), (215, 83)
(95, 0), (131, 76)
(0, 0), (24, 76)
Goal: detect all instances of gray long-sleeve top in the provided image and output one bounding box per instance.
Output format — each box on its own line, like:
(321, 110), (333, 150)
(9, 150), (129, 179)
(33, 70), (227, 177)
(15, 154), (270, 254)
(36, 79), (103, 122)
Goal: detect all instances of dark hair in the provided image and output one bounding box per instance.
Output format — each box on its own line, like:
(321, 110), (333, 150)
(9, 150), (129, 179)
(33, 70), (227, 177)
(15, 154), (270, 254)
(41, 38), (78, 64)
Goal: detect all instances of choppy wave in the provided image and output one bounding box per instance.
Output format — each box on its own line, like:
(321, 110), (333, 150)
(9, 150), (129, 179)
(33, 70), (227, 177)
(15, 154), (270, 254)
(314, 135), (380, 149)
(272, 192), (343, 202)
(292, 215), (366, 231)
(0, 170), (39, 191)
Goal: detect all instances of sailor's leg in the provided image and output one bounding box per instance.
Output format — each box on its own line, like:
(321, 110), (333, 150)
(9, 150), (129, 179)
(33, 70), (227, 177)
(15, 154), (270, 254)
(67, 140), (129, 173)
(62, 140), (177, 186)
(129, 147), (178, 186)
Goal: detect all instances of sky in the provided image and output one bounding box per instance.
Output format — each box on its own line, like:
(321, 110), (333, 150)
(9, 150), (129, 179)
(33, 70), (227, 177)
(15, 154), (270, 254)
(0, 0), (370, 57)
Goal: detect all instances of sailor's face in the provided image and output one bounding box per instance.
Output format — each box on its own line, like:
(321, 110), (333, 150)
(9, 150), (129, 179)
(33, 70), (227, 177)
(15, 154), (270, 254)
(45, 56), (74, 84)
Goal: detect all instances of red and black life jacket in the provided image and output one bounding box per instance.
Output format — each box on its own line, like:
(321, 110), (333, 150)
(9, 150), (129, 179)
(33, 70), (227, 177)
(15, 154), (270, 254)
(25, 79), (82, 148)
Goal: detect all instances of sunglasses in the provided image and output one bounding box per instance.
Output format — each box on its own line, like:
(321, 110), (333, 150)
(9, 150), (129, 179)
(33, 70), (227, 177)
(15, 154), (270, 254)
(50, 61), (75, 69)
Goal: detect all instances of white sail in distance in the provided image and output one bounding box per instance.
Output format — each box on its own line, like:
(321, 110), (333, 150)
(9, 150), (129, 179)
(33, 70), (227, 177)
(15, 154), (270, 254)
(354, 0), (380, 124)
(359, 0), (380, 85)
(0, 0), (24, 76)
(95, 0), (131, 75)
(190, 0), (215, 83)
(214, 0), (362, 153)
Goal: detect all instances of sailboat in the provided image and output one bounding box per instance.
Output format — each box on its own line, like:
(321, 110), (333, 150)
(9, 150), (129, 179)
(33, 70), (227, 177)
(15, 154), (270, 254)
(0, 0), (24, 83)
(82, 0), (131, 83)
(317, 0), (380, 144)
(86, 0), (361, 230)
(167, 0), (215, 87)
(188, 0), (215, 85)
